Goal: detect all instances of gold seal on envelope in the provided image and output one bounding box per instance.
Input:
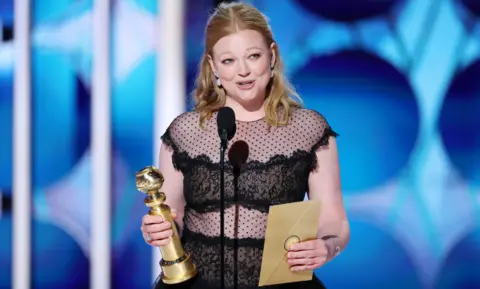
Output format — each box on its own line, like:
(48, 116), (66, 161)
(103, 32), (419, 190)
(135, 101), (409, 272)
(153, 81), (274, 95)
(258, 200), (321, 287)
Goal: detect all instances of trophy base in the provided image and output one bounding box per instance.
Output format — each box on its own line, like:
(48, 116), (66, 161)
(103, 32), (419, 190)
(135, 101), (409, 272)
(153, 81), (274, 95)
(161, 253), (197, 285)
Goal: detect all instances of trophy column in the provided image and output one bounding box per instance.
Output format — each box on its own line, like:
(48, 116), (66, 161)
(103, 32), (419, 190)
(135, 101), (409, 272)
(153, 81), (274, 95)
(136, 166), (197, 284)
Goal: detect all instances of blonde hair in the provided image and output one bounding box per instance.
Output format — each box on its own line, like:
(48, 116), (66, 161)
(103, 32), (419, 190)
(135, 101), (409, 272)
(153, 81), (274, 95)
(193, 2), (302, 127)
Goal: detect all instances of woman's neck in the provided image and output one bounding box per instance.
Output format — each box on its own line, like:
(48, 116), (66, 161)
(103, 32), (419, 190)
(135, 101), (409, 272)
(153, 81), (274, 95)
(224, 97), (266, 122)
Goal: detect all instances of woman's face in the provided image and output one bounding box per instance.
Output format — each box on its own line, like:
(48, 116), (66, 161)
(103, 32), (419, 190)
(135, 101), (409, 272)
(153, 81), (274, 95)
(209, 29), (275, 108)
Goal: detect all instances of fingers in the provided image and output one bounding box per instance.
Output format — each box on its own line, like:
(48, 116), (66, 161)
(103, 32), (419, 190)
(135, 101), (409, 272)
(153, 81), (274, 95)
(149, 230), (174, 246)
(290, 264), (323, 272)
(141, 213), (177, 247)
(287, 239), (328, 272)
(287, 249), (322, 259)
(288, 256), (323, 266)
(289, 240), (318, 251)
(288, 239), (327, 258)
(142, 225), (173, 247)
(143, 222), (172, 234)
(141, 211), (177, 227)
(142, 214), (163, 226)
(288, 256), (327, 272)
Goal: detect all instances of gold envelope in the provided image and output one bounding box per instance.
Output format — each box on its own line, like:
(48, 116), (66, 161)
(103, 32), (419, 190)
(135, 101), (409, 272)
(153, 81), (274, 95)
(258, 200), (321, 287)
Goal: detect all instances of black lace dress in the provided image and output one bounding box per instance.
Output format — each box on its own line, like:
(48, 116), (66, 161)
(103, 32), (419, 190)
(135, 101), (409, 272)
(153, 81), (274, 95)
(155, 108), (337, 289)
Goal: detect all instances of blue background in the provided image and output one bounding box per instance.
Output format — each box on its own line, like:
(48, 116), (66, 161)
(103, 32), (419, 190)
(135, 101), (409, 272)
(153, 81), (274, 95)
(0, 0), (479, 288)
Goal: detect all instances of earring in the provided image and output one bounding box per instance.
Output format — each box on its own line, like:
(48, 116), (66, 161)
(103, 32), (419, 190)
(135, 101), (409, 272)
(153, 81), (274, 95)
(216, 77), (222, 87)
(270, 67), (274, 78)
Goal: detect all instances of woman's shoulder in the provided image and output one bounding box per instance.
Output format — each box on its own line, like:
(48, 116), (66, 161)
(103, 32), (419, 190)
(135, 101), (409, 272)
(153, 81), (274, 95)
(284, 107), (338, 155)
(161, 110), (205, 154)
(289, 107), (338, 141)
(169, 110), (200, 128)
(162, 110), (200, 143)
(290, 107), (330, 126)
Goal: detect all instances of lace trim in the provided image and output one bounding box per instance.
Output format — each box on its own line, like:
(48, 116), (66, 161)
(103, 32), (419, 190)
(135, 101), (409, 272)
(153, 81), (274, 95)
(160, 127), (177, 152)
(186, 200), (271, 214)
(174, 149), (312, 172)
(162, 125), (338, 173)
(160, 128), (182, 171)
(310, 126), (339, 171)
(182, 227), (265, 248)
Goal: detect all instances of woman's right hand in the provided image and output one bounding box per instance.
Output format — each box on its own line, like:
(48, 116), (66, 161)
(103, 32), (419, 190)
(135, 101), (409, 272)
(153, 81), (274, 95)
(140, 208), (178, 247)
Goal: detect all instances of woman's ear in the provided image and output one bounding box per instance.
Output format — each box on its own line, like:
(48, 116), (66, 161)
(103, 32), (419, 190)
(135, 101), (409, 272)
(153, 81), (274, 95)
(270, 42), (277, 68)
(207, 54), (218, 77)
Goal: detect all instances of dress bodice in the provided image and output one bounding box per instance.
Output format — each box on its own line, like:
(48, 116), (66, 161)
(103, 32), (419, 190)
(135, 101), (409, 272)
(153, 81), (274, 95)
(159, 107), (336, 289)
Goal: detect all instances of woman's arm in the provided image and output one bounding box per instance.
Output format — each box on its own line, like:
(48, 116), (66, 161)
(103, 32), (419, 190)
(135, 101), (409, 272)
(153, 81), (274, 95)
(158, 142), (186, 233)
(286, 136), (349, 271)
(308, 137), (350, 258)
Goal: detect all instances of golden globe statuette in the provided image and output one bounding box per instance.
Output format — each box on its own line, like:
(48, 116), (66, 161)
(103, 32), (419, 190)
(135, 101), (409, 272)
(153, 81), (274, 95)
(136, 166), (197, 284)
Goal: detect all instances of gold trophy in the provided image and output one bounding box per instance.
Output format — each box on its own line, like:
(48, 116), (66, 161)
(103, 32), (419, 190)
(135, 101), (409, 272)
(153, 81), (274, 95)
(136, 166), (197, 284)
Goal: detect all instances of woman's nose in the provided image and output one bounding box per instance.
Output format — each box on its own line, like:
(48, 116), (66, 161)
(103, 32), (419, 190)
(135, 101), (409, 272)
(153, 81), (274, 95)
(237, 61), (251, 77)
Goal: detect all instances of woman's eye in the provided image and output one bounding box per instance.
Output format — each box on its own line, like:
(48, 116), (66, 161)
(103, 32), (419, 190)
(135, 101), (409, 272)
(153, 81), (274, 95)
(249, 53), (261, 59)
(221, 59), (233, 64)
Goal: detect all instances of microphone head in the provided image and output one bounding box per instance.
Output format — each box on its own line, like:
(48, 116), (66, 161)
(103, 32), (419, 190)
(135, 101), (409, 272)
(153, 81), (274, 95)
(217, 107), (236, 141)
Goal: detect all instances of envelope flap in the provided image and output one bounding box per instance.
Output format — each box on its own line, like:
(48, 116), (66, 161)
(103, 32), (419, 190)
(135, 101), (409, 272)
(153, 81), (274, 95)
(258, 200), (321, 286)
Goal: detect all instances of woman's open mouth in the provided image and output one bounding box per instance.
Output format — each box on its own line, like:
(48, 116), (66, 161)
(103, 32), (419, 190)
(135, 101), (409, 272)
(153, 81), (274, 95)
(236, 80), (256, 90)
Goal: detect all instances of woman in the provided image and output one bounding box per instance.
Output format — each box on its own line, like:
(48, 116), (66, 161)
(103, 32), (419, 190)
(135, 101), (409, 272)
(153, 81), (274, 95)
(140, 2), (350, 288)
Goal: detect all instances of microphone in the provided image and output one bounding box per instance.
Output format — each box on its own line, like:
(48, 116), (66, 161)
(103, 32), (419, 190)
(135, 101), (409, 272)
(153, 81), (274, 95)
(216, 107), (236, 289)
(217, 106), (236, 149)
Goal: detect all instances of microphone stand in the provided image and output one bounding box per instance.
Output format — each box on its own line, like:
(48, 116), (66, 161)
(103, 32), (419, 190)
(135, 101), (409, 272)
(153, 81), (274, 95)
(219, 129), (228, 289)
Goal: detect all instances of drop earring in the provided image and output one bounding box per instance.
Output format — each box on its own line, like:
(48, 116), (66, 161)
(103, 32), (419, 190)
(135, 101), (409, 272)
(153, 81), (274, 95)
(270, 66), (274, 78)
(216, 77), (222, 87)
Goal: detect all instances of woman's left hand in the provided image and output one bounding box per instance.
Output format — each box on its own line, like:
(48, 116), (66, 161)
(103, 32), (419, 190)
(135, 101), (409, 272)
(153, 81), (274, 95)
(287, 239), (328, 272)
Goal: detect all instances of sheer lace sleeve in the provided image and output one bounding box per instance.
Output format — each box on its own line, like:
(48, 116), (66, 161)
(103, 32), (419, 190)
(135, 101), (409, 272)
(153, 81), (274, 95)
(160, 111), (199, 171)
(291, 109), (338, 171)
(160, 123), (179, 155)
(309, 110), (338, 152)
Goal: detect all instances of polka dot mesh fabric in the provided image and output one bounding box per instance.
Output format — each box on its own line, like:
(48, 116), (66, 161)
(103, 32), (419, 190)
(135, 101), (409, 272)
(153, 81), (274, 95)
(159, 108), (337, 289)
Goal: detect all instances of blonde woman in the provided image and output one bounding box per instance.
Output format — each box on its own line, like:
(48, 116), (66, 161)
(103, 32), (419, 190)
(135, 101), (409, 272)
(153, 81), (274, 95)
(140, 2), (350, 288)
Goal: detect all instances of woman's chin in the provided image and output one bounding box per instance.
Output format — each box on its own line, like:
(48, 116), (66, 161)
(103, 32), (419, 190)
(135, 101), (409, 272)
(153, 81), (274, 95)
(238, 95), (265, 107)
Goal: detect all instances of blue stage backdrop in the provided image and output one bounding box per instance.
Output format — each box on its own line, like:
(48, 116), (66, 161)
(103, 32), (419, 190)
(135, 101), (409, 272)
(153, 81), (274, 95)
(0, 0), (479, 288)
(0, 0), (13, 287)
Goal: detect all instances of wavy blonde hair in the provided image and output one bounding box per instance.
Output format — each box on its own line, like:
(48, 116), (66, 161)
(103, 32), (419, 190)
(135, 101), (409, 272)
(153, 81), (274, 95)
(193, 2), (302, 127)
